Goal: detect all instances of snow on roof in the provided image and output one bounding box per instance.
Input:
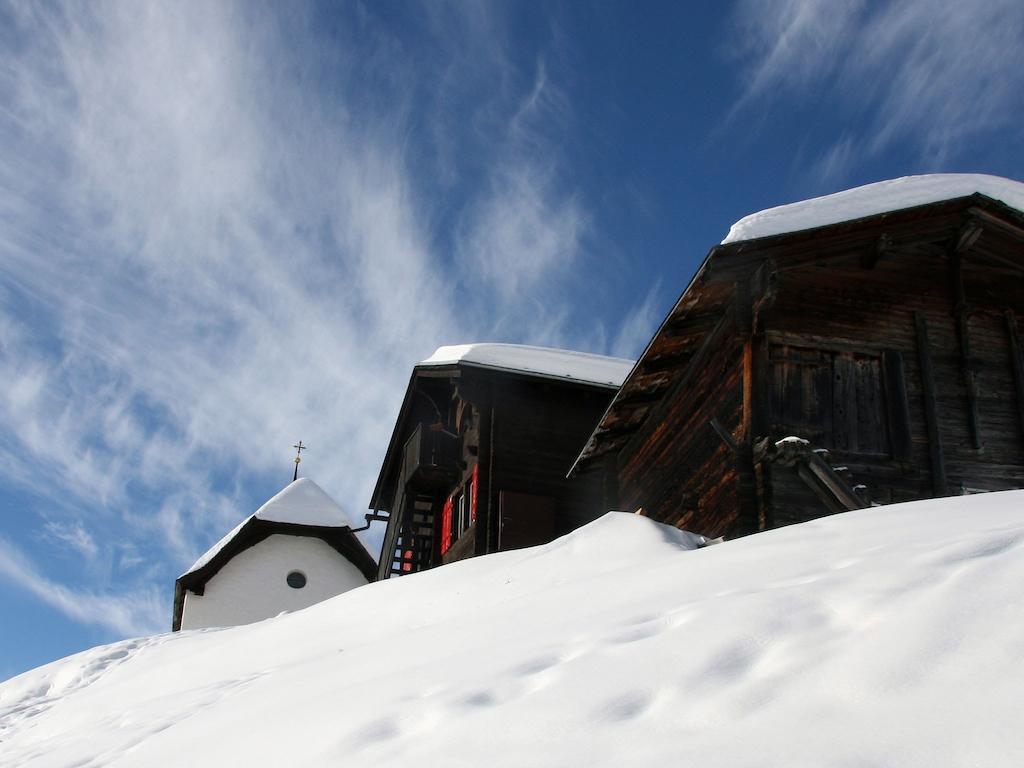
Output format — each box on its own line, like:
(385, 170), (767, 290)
(418, 343), (634, 388)
(723, 173), (1024, 244)
(182, 478), (351, 577)
(7, 491), (1024, 766)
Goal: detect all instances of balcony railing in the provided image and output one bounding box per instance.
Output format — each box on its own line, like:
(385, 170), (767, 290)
(401, 422), (458, 491)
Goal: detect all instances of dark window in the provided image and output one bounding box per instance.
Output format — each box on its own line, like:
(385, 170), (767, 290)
(769, 344), (909, 457)
(286, 571), (307, 589)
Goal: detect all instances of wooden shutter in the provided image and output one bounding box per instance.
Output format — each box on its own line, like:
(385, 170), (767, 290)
(770, 342), (903, 458)
(471, 465), (479, 523)
(882, 351), (913, 461)
(832, 351), (887, 455)
(440, 497), (453, 555)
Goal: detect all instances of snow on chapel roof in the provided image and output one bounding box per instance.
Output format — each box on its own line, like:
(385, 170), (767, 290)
(418, 343), (634, 388)
(182, 478), (352, 577)
(723, 173), (1024, 244)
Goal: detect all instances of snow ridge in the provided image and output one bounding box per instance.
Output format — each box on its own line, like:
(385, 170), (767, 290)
(723, 173), (1024, 244)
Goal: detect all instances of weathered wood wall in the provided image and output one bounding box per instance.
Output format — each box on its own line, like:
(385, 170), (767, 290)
(616, 318), (747, 538)
(484, 374), (614, 545)
(600, 198), (1024, 539)
(756, 209), (1024, 523)
(439, 371), (616, 558)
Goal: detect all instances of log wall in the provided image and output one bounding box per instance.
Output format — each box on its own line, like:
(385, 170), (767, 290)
(617, 323), (746, 538)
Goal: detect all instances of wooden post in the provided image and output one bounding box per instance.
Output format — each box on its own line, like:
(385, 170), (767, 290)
(1005, 310), (1024, 446)
(474, 386), (495, 556)
(950, 226), (983, 449)
(735, 281), (761, 536)
(914, 312), (948, 496)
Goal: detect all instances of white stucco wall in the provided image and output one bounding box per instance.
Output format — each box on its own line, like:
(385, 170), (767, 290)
(180, 534), (368, 630)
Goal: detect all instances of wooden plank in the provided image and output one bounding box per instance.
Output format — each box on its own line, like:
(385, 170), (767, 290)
(1005, 311), (1024, 445)
(614, 389), (668, 408)
(882, 351), (913, 462)
(742, 338), (754, 439)
(832, 354), (854, 452)
(750, 334), (771, 440)
(942, 221), (983, 450)
(950, 238), (983, 449)
(618, 302), (738, 472)
(475, 391), (494, 556)
(639, 353), (692, 374)
(914, 312), (948, 495)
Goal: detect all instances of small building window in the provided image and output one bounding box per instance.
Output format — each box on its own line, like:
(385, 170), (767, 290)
(286, 570), (307, 589)
(457, 492), (468, 535)
(768, 342), (910, 458)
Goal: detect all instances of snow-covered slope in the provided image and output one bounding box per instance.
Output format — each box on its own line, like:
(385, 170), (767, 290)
(419, 343), (634, 388)
(723, 173), (1024, 243)
(4, 493), (1024, 767)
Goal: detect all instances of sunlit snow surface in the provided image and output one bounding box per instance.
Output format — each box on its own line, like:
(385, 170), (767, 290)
(723, 173), (1024, 243)
(4, 493), (1024, 766)
(419, 343), (634, 388)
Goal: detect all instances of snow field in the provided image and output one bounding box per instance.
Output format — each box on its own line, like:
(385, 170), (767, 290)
(2, 492), (1024, 766)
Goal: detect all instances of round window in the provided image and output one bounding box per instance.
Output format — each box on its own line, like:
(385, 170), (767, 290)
(286, 571), (307, 589)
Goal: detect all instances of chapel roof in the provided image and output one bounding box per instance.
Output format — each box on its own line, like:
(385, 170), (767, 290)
(172, 478), (376, 631)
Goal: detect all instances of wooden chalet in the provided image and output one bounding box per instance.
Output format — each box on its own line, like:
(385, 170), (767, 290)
(572, 175), (1024, 538)
(370, 344), (633, 579)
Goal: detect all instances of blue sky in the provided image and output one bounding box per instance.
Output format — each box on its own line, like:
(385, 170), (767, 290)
(2, 0), (1024, 679)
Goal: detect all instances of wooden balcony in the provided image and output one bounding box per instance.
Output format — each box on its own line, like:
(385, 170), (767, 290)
(401, 422), (458, 491)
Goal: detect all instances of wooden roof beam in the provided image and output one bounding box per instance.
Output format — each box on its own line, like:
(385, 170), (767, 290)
(639, 352), (691, 374)
(860, 233), (892, 269)
(618, 302), (738, 470)
(613, 389), (668, 409)
(967, 206), (1024, 243)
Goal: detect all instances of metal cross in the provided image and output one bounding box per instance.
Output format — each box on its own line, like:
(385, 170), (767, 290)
(292, 440), (307, 482)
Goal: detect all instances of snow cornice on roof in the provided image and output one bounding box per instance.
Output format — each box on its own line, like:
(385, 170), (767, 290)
(417, 343), (634, 389)
(723, 173), (1024, 244)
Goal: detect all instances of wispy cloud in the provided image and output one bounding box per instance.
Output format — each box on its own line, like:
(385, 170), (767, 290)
(455, 56), (588, 343)
(42, 522), (99, 561)
(729, 0), (1024, 169)
(609, 281), (663, 361)
(0, 536), (165, 636)
(0, 0), (639, 640)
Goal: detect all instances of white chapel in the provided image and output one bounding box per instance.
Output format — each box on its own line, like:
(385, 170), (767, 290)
(172, 478), (376, 631)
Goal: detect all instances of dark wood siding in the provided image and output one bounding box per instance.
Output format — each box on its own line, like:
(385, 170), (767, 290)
(481, 373), (613, 542)
(617, 328), (745, 538)
(758, 224), (1024, 516)
(584, 197), (1024, 541)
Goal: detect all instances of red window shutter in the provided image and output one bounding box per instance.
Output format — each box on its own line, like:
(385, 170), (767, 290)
(441, 497), (453, 554)
(402, 550), (413, 572)
(471, 465), (479, 522)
